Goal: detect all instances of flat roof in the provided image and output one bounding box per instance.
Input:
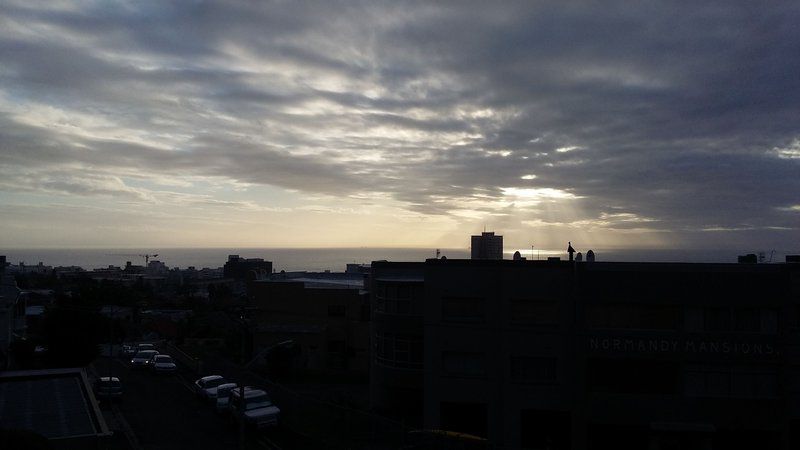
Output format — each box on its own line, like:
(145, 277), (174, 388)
(0, 368), (110, 440)
(421, 258), (794, 273)
(373, 276), (425, 283)
(263, 277), (364, 289)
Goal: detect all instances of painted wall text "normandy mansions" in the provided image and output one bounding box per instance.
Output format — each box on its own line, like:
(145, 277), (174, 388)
(588, 337), (777, 356)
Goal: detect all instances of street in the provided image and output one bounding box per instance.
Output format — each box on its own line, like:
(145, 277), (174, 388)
(95, 357), (285, 450)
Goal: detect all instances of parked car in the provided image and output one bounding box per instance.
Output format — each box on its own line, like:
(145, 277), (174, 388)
(124, 342), (154, 357)
(194, 375), (228, 401)
(214, 383), (238, 413)
(137, 343), (155, 352)
(130, 350), (159, 369)
(94, 377), (123, 401)
(229, 387), (280, 429)
(150, 354), (177, 374)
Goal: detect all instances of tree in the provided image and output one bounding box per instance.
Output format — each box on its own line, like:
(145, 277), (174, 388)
(42, 307), (104, 367)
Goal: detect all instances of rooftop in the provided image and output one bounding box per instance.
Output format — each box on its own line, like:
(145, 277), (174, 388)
(0, 368), (109, 441)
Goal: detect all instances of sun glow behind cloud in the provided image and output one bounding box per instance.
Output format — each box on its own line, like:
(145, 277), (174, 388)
(0, 1), (798, 250)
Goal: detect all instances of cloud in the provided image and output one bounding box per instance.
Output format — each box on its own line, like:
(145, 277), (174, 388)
(1, 0), (799, 248)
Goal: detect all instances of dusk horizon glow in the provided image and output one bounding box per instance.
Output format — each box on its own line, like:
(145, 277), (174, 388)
(2, 1), (798, 251)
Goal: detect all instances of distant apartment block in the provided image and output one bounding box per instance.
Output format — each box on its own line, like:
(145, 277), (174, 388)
(223, 255), (272, 280)
(470, 232), (503, 260)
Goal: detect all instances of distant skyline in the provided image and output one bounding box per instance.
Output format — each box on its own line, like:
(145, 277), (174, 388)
(1, 1), (798, 251)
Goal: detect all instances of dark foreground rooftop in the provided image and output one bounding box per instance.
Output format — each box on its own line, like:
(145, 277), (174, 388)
(0, 368), (110, 448)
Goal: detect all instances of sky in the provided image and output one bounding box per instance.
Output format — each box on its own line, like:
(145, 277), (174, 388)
(1, 1), (798, 251)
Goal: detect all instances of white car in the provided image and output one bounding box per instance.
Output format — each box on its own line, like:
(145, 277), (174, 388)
(229, 387), (280, 428)
(130, 350), (159, 369)
(214, 383), (238, 413)
(137, 343), (155, 352)
(150, 354), (177, 373)
(194, 375), (228, 401)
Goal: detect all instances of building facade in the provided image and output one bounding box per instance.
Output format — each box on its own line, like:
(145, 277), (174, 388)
(369, 262), (426, 424)
(421, 259), (800, 449)
(249, 276), (370, 375)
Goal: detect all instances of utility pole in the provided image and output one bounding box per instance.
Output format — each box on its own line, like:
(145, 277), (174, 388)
(238, 381), (246, 450)
(108, 305), (113, 382)
(238, 307), (248, 450)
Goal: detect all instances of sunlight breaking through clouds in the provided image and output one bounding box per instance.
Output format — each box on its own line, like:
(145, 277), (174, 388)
(0, 1), (798, 249)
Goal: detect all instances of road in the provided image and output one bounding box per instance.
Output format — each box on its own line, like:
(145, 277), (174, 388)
(95, 357), (286, 450)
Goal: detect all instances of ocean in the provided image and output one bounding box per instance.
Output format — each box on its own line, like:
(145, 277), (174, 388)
(1, 247), (794, 272)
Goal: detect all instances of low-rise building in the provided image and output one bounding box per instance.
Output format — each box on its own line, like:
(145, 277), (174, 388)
(249, 273), (369, 375)
(0, 368), (111, 449)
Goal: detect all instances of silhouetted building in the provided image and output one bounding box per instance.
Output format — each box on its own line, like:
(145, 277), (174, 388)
(370, 262), (426, 424)
(0, 269), (24, 369)
(471, 232), (503, 260)
(223, 255), (272, 280)
(738, 254), (758, 264)
(372, 257), (800, 449)
(249, 273), (369, 375)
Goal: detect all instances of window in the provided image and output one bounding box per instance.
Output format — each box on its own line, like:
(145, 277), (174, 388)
(685, 366), (730, 397)
(696, 307), (778, 333)
(589, 358), (679, 394)
(685, 307), (703, 332)
(397, 284), (410, 299)
(442, 297), (485, 323)
(586, 304), (680, 330)
(327, 340), (346, 353)
(327, 304), (346, 317)
(704, 308), (731, 331)
(732, 369), (778, 398)
(374, 282), (415, 315)
(685, 365), (777, 398)
(327, 340), (346, 369)
(374, 332), (423, 369)
(734, 308), (760, 332)
(510, 299), (558, 325)
(442, 351), (486, 378)
(510, 357), (557, 384)
(761, 309), (778, 334)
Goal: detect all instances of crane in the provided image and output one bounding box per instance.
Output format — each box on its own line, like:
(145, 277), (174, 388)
(140, 254), (159, 265)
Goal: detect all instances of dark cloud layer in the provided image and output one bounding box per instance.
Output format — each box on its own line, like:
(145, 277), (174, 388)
(1, 0), (798, 248)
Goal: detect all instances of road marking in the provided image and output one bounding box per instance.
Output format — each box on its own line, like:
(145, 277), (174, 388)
(258, 436), (281, 450)
(175, 373), (196, 394)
